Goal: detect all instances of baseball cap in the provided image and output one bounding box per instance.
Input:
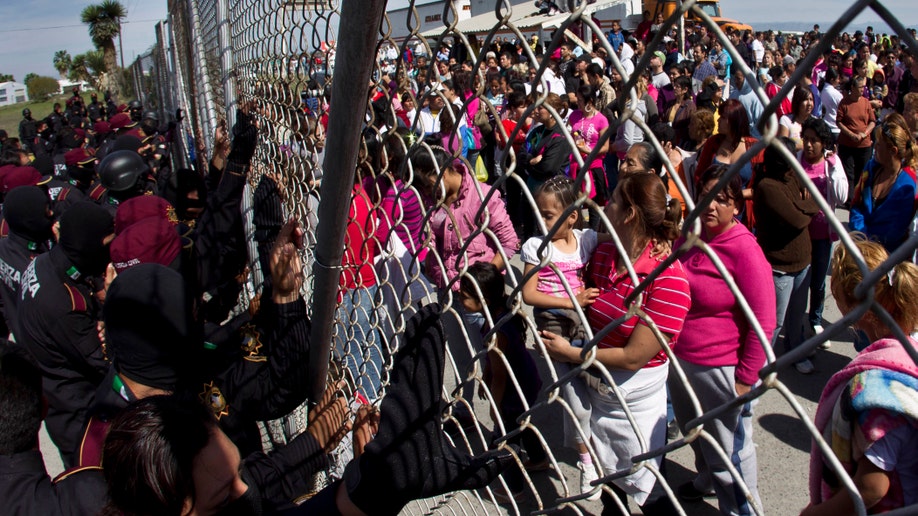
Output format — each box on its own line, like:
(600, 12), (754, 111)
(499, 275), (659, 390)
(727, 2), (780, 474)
(2, 166), (51, 194)
(109, 113), (137, 131)
(110, 216), (182, 273)
(114, 195), (178, 235)
(784, 55), (796, 65)
(94, 121), (111, 134)
(64, 148), (97, 167)
(653, 50), (666, 61)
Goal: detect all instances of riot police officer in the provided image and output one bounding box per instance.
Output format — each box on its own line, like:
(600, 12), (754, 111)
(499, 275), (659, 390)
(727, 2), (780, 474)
(97, 150), (153, 216)
(18, 109), (37, 154)
(87, 93), (105, 122)
(0, 186), (54, 335)
(128, 100), (143, 123)
(16, 201), (114, 468)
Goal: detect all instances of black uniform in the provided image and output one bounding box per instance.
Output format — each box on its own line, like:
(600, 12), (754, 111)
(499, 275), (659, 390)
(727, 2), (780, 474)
(87, 100), (104, 122)
(80, 296), (312, 465)
(46, 179), (89, 219)
(18, 117), (37, 152)
(0, 451), (108, 516)
(0, 232), (48, 336)
(47, 110), (65, 134)
(16, 247), (107, 467)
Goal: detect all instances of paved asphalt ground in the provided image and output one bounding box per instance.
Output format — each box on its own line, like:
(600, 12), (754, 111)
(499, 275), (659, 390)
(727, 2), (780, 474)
(39, 212), (859, 516)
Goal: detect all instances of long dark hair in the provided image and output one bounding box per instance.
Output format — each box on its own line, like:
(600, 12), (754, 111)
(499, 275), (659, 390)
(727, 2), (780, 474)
(616, 173), (681, 243)
(102, 395), (215, 516)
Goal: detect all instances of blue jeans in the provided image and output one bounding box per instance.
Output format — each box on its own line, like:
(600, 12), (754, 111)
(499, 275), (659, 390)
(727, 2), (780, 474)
(335, 285), (383, 401)
(808, 239), (833, 328)
(773, 266), (811, 353)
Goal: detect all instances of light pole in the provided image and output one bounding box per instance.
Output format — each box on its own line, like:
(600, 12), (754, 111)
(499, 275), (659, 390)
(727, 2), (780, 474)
(118, 19), (126, 71)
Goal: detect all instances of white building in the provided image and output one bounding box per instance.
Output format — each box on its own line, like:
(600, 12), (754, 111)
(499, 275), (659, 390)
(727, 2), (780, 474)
(385, 0), (472, 42)
(57, 80), (90, 95)
(0, 82), (29, 107)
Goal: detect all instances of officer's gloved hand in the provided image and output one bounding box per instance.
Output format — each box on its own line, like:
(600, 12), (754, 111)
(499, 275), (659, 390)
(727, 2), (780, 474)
(226, 104), (258, 171)
(343, 304), (514, 515)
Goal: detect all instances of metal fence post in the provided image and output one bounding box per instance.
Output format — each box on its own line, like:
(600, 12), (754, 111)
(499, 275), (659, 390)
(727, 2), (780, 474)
(188, 0), (218, 155)
(216, 0), (237, 128)
(307, 0), (388, 404)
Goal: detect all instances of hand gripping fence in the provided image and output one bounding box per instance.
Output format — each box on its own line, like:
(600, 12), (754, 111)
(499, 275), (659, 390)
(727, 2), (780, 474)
(132, 1), (918, 513)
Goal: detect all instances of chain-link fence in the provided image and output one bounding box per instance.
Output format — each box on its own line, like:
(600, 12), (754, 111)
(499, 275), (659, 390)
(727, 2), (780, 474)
(134, 0), (918, 514)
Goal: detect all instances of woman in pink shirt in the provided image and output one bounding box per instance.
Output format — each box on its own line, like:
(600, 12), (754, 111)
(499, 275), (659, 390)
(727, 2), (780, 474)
(669, 165), (776, 515)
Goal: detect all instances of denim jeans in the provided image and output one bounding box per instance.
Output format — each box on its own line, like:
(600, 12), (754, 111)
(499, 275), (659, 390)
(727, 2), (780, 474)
(773, 266), (811, 353)
(808, 239), (833, 328)
(335, 285), (383, 401)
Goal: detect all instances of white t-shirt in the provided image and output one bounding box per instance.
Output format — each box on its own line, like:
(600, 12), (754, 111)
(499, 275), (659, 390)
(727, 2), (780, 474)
(752, 39), (765, 63)
(652, 71), (671, 90)
(820, 84), (843, 134)
(521, 229), (599, 298)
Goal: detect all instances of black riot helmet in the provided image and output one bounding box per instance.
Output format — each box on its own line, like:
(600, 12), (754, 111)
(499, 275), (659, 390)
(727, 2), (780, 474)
(140, 111), (159, 136)
(99, 150), (150, 198)
(128, 100), (143, 122)
(22, 108), (31, 118)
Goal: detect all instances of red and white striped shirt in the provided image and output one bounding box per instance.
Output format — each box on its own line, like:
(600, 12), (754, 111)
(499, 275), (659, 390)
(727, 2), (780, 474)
(586, 241), (691, 368)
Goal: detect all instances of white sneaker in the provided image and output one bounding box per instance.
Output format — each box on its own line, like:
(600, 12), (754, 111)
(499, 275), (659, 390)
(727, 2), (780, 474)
(578, 460), (601, 501)
(795, 358), (815, 374)
(813, 325), (832, 349)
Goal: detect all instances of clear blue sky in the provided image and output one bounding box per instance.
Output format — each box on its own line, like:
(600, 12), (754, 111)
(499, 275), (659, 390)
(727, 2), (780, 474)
(727, 0), (917, 28)
(0, 0), (167, 84)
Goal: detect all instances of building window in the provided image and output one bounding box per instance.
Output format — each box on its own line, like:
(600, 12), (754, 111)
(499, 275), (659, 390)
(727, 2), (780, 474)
(0, 97), (8, 103)
(0, 89), (6, 95)
(15, 96), (25, 103)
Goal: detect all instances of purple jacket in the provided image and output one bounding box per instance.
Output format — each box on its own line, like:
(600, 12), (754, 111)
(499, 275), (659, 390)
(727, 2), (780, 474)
(426, 169), (519, 290)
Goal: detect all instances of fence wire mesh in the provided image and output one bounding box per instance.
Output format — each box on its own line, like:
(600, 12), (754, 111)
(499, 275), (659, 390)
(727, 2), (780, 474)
(139, 0), (918, 514)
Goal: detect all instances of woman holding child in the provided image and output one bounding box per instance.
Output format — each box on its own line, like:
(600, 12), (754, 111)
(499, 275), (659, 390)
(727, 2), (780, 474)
(542, 173), (691, 514)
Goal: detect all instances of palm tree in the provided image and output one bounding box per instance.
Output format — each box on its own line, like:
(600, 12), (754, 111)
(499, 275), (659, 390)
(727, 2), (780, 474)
(69, 54), (90, 84)
(53, 50), (72, 79)
(81, 0), (126, 92)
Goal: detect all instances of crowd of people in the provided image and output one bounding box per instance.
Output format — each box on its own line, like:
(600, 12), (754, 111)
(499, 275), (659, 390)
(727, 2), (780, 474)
(359, 15), (918, 515)
(0, 10), (917, 516)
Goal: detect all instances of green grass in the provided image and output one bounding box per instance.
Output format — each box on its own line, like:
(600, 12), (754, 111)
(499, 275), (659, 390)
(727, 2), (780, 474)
(0, 90), (102, 136)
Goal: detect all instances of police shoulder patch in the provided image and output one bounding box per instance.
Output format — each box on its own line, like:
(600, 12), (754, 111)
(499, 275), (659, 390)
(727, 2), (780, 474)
(89, 184), (107, 201)
(200, 381), (230, 420)
(52, 465), (104, 484)
(63, 283), (88, 312)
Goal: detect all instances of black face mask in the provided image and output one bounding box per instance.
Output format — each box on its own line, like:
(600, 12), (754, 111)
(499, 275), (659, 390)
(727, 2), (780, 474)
(84, 242), (111, 277)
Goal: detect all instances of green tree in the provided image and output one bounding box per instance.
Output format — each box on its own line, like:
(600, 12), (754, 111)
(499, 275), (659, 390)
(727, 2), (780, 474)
(26, 76), (61, 101)
(85, 50), (107, 91)
(69, 54), (90, 84)
(81, 0), (126, 93)
(53, 50), (72, 79)
(23, 73), (38, 86)
(0, 73), (14, 82)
